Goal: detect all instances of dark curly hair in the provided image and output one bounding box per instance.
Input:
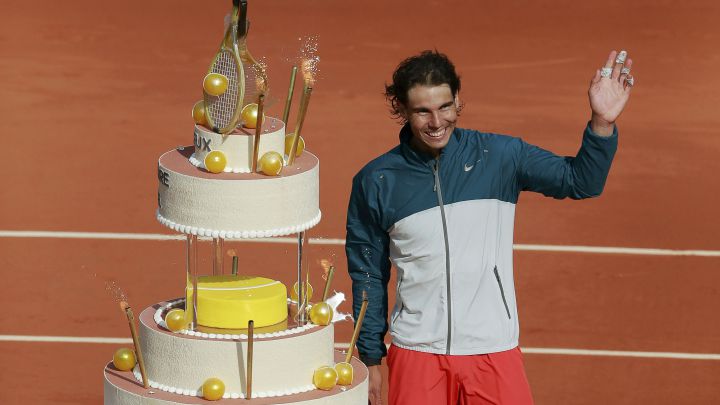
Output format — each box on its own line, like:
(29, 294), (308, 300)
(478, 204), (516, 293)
(385, 50), (462, 120)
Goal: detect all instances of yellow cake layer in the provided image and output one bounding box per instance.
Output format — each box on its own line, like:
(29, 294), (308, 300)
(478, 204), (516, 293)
(186, 275), (288, 329)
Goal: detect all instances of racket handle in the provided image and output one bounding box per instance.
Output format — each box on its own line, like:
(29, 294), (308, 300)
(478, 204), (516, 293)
(238, 0), (248, 38)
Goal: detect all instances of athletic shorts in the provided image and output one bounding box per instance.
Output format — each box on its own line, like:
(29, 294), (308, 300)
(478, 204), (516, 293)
(387, 344), (534, 405)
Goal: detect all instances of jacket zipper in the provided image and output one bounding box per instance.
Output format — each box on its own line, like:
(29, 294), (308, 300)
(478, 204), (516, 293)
(493, 266), (512, 319)
(432, 157), (453, 355)
(392, 278), (404, 326)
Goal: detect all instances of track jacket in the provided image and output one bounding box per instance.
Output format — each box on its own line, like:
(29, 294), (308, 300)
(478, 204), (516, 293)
(346, 123), (618, 366)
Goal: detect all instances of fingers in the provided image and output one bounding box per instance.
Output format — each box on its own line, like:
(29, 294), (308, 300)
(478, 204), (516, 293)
(611, 50), (627, 80)
(624, 74), (635, 91)
(598, 49), (635, 90)
(599, 50), (616, 80)
(619, 58), (633, 86)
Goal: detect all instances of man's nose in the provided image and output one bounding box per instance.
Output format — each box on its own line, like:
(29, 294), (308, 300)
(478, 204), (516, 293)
(429, 111), (442, 128)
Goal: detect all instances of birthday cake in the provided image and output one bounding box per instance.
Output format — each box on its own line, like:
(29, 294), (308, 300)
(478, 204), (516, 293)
(103, 2), (368, 403)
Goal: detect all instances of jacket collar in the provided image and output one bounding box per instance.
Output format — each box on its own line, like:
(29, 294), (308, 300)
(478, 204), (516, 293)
(399, 123), (460, 165)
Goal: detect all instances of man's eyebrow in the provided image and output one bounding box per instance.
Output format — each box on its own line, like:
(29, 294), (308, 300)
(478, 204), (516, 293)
(412, 101), (454, 112)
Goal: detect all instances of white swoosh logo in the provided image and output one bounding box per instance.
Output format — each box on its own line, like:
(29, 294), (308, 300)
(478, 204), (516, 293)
(464, 163), (474, 171)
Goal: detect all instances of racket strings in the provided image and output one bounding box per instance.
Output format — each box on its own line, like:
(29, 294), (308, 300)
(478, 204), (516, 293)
(207, 51), (241, 131)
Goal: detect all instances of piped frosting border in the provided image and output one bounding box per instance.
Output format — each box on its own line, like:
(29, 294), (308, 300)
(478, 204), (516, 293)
(153, 298), (318, 340)
(156, 210), (321, 239)
(131, 365), (316, 400)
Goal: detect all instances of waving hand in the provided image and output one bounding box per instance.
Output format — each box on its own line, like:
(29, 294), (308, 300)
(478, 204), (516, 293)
(589, 50), (635, 136)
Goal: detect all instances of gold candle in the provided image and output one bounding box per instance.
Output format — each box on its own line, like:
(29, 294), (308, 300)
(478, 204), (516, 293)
(345, 292), (369, 364)
(247, 320), (254, 398)
(322, 265), (335, 302)
(305, 270), (310, 308)
(119, 301), (149, 388)
(287, 83), (312, 165)
(282, 66), (298, 125)
(251, 93), (266, 173)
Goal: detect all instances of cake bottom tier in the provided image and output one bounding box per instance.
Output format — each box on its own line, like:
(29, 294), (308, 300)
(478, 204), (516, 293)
(104, 351), (368, 404)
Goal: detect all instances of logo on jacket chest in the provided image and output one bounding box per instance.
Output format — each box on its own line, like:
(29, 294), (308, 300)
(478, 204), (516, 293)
(463, 150), (488, 172)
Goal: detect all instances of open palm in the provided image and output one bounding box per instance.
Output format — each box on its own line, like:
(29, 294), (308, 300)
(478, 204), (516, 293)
(589, 50), (634, 125)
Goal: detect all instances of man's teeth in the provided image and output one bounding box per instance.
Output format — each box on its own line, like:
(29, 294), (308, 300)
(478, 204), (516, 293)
(426, 129), (444, 137)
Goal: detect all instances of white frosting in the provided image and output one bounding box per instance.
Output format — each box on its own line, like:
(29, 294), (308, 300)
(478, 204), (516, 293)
(157, 151), (321, 238)
(132, 365), (315, 400)
(192, 120), (286, 173)
(139, 304), (335, 396)
(106, 363), (369, 404)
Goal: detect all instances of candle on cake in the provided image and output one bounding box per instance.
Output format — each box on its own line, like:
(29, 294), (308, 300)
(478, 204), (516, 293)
(120, 301), (149, 388)
(251, 93), (266, 173)
(321, 262), (336, 302)
(247, 320), (255, 398)
(335, 291), (369, 385)
(288, 38), (319, 165)
(282, 66), (298, 125)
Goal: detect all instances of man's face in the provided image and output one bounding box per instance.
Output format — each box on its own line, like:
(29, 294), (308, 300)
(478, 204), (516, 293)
(400, 84), (458, 157)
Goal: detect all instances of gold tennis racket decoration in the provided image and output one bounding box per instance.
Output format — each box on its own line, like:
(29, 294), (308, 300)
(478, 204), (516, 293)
(204, 0), (244, 134)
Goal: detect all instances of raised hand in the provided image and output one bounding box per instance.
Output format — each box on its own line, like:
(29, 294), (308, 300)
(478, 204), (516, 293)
(588, 50), (634, 135)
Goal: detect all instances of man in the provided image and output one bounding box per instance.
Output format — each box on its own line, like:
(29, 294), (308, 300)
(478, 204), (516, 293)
(346, 50), (633, 404)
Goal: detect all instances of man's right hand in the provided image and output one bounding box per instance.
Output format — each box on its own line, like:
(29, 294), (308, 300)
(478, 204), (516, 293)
(368, 365), (383, 404)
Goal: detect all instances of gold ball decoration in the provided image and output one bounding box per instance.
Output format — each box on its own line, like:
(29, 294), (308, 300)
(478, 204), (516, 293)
(312, 366), (338, 391)
(284, 134), (305, 157)
(165, 308), (187, 332)
(309, 301), (334, 326)
(112, 348), (136, 371)
(258, 151), (283, 176)
(240, 103), (265, 129)
(202, 377), (225, 401)
(204, 150), (227, 174)
(334, 362), (354, 386)
(203, 73), (229, 96)
(191, 100), (207, 126)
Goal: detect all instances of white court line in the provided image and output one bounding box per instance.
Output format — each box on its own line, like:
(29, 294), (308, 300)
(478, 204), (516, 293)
(519, 347), (720, 361)
(0, 335), (132, 344)
(2, 335), (718, 361)
(1, 230), (719, 257)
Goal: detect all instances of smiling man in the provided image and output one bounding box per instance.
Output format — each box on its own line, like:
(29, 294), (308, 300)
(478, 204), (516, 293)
(346, 50), (634, 405)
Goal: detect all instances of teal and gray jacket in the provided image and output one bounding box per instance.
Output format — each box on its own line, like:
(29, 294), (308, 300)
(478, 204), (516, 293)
(345, 123), (618, 366)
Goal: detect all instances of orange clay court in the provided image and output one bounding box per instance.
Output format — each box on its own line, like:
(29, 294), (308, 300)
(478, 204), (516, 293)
(1, 0), (720, 404)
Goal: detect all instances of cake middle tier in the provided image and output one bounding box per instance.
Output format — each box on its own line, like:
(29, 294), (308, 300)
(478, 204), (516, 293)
(157, 148), (320, 238)
(139, 304), (335, 397)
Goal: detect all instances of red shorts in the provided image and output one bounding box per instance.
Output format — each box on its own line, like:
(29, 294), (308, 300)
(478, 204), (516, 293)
(387, 344), (534, 405)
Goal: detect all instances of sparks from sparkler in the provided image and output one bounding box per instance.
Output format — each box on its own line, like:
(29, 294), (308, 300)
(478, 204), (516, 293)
(253, 56), (269, 93)
(105, 280), (129, 303)
(298, 36), (320, 86)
